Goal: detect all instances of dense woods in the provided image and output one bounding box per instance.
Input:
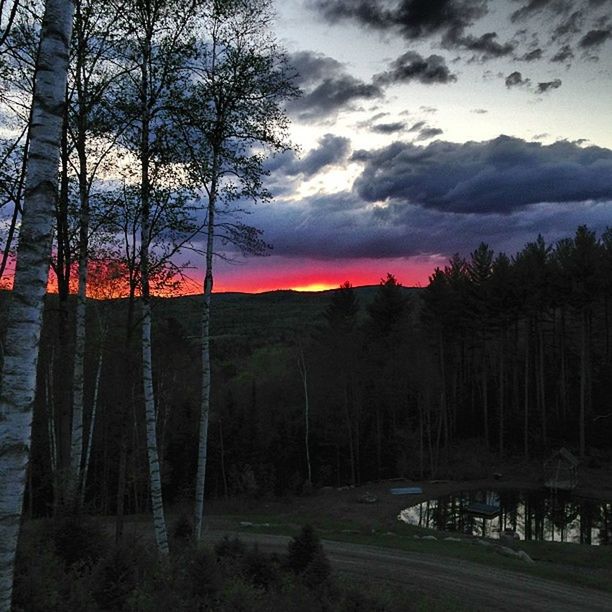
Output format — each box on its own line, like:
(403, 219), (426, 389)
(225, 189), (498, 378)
(7, 225), (611, 528)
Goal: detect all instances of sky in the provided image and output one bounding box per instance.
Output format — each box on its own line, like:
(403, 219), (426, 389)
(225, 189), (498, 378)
(206, 0), (612, 292)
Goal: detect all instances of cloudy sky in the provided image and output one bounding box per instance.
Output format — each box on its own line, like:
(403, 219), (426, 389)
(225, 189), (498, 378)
(211, 0), (612, 292)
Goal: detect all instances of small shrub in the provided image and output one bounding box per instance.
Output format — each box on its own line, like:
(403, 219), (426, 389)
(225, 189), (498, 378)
(171, 514), (193, 543)
(287, 524), (323, 574)
(14, 522), (101, 612)
(92, 545), (142, 610)
(241, 545), (280, 589)
(218, 577), (265, 612)
(186, 547), (222, 600)
(302, 547), (331, 589)
(215, 535), (247, 561)
(52, 515), (108, 566)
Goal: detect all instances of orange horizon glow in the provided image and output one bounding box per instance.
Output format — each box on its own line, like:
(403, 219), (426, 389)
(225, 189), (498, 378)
(3, 254), (446, 297)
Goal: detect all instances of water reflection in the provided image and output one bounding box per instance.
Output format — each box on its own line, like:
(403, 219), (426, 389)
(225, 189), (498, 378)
(399, 490), (612, 545)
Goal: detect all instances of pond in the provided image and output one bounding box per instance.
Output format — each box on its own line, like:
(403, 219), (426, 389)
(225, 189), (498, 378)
(399, 489), (612, 545)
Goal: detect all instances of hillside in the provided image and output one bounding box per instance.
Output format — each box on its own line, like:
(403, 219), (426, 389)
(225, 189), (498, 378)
(151, 285), (420, 343)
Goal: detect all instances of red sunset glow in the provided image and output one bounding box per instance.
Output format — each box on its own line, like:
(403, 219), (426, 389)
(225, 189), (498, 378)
(4, 255), (444, 297)
(195, 255), (446, 294)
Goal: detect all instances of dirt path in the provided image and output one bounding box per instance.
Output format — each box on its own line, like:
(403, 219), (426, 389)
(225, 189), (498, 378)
(205, 530), (612, 612)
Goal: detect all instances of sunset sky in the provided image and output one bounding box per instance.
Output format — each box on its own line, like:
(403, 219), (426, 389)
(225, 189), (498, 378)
(203, 0), (612, 293)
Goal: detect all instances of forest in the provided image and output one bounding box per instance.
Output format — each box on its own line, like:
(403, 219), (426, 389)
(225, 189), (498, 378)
(20, 223), (612, 514)
(1, 0), (612, 610)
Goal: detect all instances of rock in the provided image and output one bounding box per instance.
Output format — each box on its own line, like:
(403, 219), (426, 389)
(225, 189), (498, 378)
(444, 537), (462, 542)
(240, 521), (254, 527)
(356, 493), (378, 504)
(421, 535), (437, 541)
(500, 530), (520, 550)
(496, 545), (520, 558)
(517, 550), (535, 564)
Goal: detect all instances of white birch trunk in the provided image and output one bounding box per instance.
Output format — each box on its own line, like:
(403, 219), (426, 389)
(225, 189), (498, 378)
(80, 338), (103, 507)
(0, 1), (74, 609)
(68, 243), (87, 504)
(298, 348), (312, 485)
(141, 301), (169, 554)
(139, 48), (168, 555)
(194, 158), (218, 541)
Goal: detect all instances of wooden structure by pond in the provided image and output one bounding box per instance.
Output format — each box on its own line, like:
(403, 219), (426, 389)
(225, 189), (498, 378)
(544, 447), (579, 491)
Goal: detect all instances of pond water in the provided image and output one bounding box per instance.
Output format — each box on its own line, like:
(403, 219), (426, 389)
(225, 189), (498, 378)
(399, 489), (612, 545)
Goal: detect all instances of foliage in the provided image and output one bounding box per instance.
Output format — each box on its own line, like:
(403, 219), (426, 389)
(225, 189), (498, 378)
(14, 524), (428, 611)
(286, 524), (329, 580)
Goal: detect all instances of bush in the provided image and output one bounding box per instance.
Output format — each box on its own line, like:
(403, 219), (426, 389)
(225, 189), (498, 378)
(185, 547), (222, 600)
(287, 525), (324, 575)
(215, 535), (247, 561)
(241, 545), (280, 590)
(92, 545), (143, 610)
(218, 577), (266, 612)
(171, 514), (193, 543)
(13, 538), (99, 612)
(302, 547), (331, 589)
(51, 515), (108, 566)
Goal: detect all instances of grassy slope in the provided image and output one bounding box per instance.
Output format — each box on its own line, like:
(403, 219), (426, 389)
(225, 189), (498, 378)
(204, 509), (612, 594)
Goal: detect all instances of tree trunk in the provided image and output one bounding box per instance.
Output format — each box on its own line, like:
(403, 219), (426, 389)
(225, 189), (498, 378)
(0, 1), (74, 608)
(579, 308), (587, 458)
(537, 318), (547, 447)
(343, 380), (356, 485)
(298, 347), (312, 485)
(69, 65), (93, 509)
(524, 326), (530, 460)
(80, 334), (104, 507)
(139, 49), (169, 554)
(194, 149), (220, 541)
(498, 334), (505, 457)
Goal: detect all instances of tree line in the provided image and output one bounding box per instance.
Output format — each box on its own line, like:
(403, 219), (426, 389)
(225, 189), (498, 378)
(21, 224), (612, 537)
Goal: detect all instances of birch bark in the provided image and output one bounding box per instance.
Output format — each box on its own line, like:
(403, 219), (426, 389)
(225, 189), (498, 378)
(140, 51), (169, 554)
(194, 154), (217, 541)
(0, 1), (74, 609)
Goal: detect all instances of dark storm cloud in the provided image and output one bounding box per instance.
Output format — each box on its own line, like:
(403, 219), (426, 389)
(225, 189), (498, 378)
(505, 71), (530, 87)
(521, 48), (543, 61)
(286, 51), (383, 121)
(456, 32), (515, 59)
(550, 44), (574, 62)
(374, 52), (457, 86)
(288, 50), (344, 86)
(267, 133), (351, 178)
(311, 0), (487, 39)
(579, 28), (612, 47)
(371, 122), (406, 134)
(250, 190), (612, 261)
(408, 121), (426, 132)
(350, 136), (612, 214)
(414, 127), (443, 140)
(289, 134), (351, 176)
(536, 78), (562, 93)
(552, 10), (584, 40)
(310, 0), (514, 60)
(511, 0), (557, 22)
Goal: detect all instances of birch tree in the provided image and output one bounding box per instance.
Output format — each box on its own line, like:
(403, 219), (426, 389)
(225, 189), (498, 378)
(110, 0), (200, 554)
(180, 0), (297, 539)
(0, 0), (74, 609)
(66, 0), (129, 508)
